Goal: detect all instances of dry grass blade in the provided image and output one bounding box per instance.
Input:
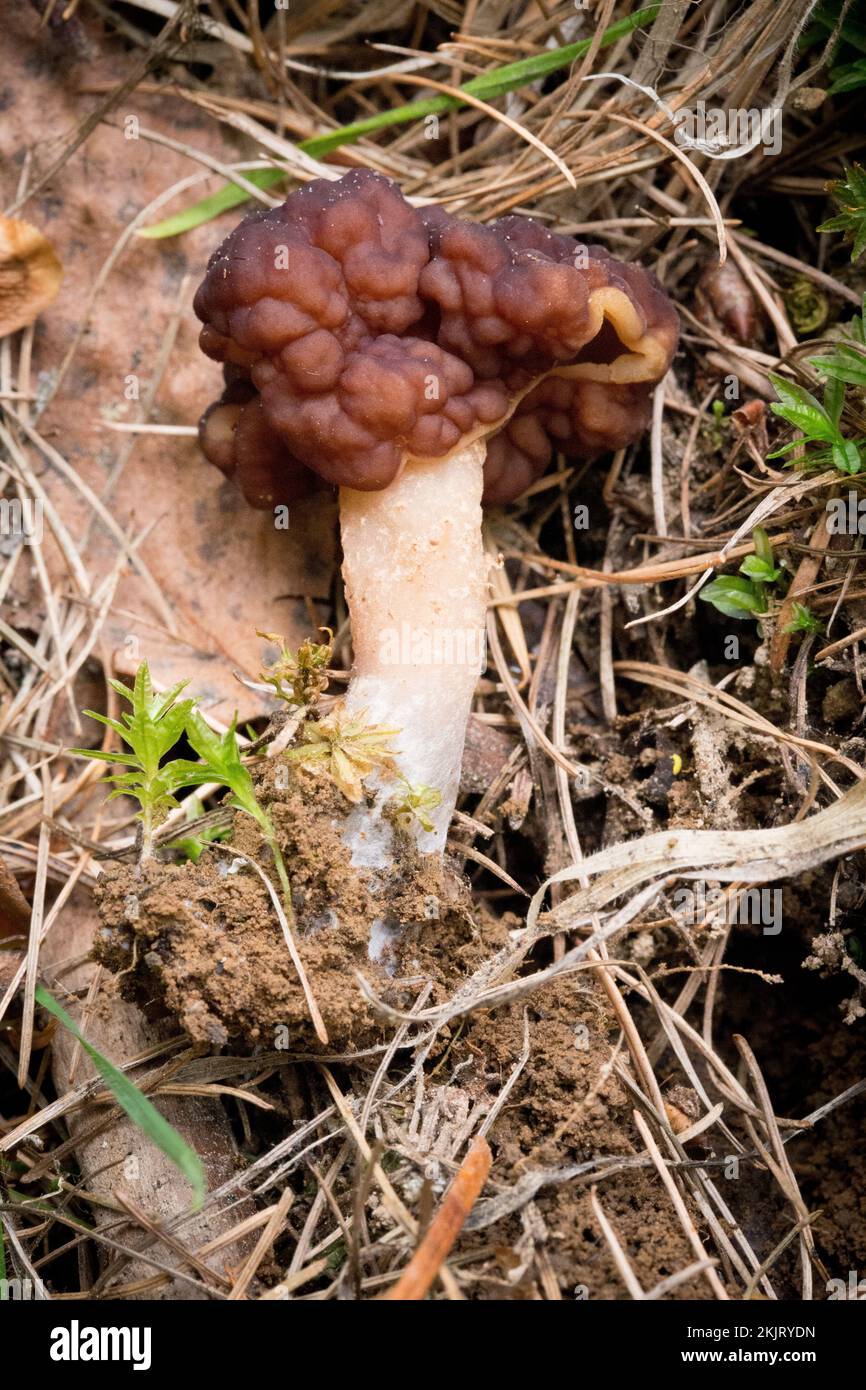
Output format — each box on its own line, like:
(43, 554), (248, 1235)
(227, 1186), (294, 1300)
(15, 766), (52, 1087)
(632, 1109), (728, 1301)
(590, 1185), (645, 1299)
(387, 73), (577, 189)
(531, 773), (866, 936)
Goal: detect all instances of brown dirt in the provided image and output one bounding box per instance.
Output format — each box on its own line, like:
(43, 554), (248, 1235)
(89, 686), (866, 1298)
(452, 981), (715, 1300)
(93, 760), (509, 1050)
(91, 753), (722, 1297)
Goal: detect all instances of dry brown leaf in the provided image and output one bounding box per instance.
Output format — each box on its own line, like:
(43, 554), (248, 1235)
(2, 12), (336, 724)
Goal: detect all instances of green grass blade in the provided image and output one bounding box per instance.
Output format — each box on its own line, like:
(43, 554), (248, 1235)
(139, 6), (660, 239)
(36, 986), (205, 1211)
(138, 166), (285, 239)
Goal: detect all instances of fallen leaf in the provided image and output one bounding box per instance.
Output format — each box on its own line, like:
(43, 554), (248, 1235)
(3, 10), (336, 727)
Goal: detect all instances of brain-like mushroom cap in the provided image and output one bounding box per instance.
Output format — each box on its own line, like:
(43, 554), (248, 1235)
(194, 170), (678, 506)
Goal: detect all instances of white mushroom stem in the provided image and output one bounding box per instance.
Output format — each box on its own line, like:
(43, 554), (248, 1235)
(340, 441), (487, 863)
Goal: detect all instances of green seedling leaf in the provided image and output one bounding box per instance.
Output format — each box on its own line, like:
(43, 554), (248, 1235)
(828, 58), (866, 94)
(817, 163), (866, 262)
(180, 712), (299, 944)
(740, 555), (782, 583)
(768, 373), (864, 476)
(178, 710), (269, 833)
(78, 666), (194, 768)
(753, 526), (775, 566)
(75, 747), (141, 768)
(139, 6), (661, 238)
(72, 661), (198, 854)
(740, 527), (781, 583)
(35, 985), (205, 1210)
(699, 576), (768, 619)
(784, 602), (824, 635)
(810, 343), (866, 388)
(832, 438), (863, 473)
(824, 373), (845, 429)
(768, 373), (838, 441)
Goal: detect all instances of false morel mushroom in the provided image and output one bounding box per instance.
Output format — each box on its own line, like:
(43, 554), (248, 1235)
(193, 171), (678, 857)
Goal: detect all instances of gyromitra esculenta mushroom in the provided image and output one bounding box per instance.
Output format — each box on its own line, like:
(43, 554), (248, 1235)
(193, 171), (678, 858)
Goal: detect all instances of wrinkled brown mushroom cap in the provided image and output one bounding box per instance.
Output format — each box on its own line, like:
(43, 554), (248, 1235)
(194, 170), (678, 506)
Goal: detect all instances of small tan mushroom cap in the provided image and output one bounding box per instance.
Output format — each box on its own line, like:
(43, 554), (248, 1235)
(0, 216), (63, 338)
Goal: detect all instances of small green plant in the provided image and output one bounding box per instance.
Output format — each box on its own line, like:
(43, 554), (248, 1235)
(73, 663), (196, 860)
(700, 530), (824, 638)
(699, 527), (778, 619)
(809, 342), (866, 389)
(259, 629), (332, 708)
(285, 706), (400, 802)
(699, 575), (768, 619)
(817, 164), (866, 262)
(809, 295), (866, 390)
(76, 662), (296, 916)
(739, 526), (782, 584)
(389, 777), (443, 834)
(704, 397), (728, 450)
(784, 602), (823, 635)
(767, 371), (864, 475)
(161, 708), (297, 912)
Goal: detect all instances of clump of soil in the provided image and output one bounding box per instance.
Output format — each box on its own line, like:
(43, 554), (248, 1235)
(93, 762), (508, 1049)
